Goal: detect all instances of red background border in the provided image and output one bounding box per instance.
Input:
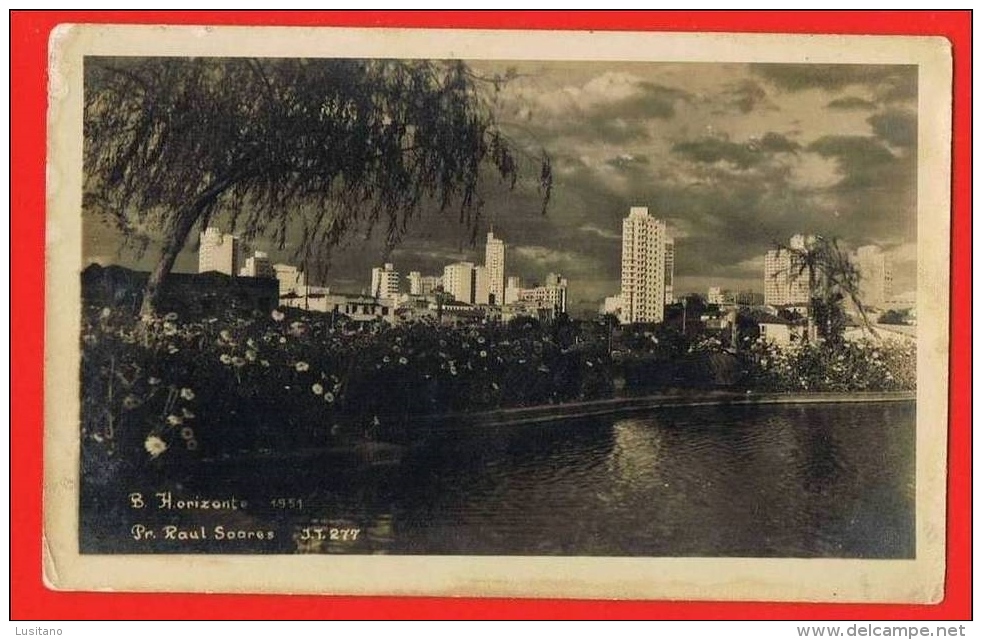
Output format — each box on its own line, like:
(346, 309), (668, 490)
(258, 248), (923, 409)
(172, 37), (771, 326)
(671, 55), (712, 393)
(10, 10), (971, 620)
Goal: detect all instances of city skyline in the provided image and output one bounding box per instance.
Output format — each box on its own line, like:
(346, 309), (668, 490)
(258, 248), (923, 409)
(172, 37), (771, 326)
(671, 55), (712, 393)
(83, 60), (919, 315)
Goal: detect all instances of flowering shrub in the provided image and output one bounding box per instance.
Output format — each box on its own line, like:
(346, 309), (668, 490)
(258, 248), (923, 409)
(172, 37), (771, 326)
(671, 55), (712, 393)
(80, 305), (614, 466)
(741, 337), (916, 392)
(80, 304), (915, 470)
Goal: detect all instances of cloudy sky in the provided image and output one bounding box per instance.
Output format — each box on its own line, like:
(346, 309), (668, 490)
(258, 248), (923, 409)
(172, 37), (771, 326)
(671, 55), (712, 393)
(84, 60), (918, 316)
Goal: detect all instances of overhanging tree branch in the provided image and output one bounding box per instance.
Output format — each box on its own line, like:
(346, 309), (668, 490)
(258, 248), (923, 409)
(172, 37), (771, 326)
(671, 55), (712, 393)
(83, 57), (553, 317)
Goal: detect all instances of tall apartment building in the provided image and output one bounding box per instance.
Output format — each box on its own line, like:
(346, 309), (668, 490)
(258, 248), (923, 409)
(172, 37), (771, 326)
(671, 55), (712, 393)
(198, 227), (240, 276)
(443, 262), (475, 304)
(620, 207), (671, 324)
(764, 234), (813, 307)
(853, 245), (892, 310)
(473, 266), (490, 306)
(484, 231), (505, 305)
(239, 251), (276, 279)
(371, 263), (400, 299)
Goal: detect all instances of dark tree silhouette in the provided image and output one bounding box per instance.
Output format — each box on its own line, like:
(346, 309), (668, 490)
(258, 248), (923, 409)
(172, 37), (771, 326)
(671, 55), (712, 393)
(84, 57), (552, 317)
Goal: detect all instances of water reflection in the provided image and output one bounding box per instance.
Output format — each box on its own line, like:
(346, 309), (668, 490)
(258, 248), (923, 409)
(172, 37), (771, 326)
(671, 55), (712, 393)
(376, 402), (914, 558)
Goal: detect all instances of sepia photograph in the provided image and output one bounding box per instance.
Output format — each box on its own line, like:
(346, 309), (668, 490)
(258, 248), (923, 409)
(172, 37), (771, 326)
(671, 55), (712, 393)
(43, 24), (952, 601)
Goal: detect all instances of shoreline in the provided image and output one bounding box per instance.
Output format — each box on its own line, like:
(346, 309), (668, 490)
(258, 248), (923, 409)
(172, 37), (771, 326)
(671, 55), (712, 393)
(186, 390), (914, 466)
(403, 390), (917, 431)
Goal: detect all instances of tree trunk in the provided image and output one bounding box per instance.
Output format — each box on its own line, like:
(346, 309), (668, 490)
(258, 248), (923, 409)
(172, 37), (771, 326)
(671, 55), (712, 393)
(139, 241), (183, 319)
(138, 178), (235, 319)
(139, 208), (199, 318)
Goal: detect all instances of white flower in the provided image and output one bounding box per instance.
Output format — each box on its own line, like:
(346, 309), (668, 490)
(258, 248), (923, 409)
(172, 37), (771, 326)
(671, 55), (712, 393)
(399, 356), (408, 365)
(219, 354), (232, 365)
(271, 309), (286, 322)
(180, 388), (195, 401)
(295, 361), (310, 372)
(144, 436), (167, 459)
(312, 383), (324, 395)
(324, 392), (335, 403)
(166, 414), (183, 426)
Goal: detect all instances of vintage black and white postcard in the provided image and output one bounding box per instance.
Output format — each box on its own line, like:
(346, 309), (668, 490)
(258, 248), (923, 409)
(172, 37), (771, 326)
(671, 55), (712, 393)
(44, 25), (951, 601)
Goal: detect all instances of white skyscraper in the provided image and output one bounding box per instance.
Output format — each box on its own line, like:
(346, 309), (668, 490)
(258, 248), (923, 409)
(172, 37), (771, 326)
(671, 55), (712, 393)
(853, 245), (892, 310)
(764, 234), (813, 307)
(371, 263), (400, 299)
(484, 231), (505, 305)
(198, 227), (240, 276)
(620, 207), (671, 324)
(473, 265), (490, 305)
(443, 262), (475, 304)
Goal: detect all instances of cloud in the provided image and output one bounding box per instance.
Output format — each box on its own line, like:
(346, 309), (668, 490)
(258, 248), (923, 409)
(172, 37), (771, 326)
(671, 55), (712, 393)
(672, 137), (762, 169)
(671, 131), (798, 170)
(512, 245), (583, 267)
(603, 81), (691, 120)
(807, 135), (897, 187)
(874, 71), (918, 103)
(826, 96), (878, 110)
(579, 224), (621, 241)
(524, 72), (691, 143)
(721, 79), (774, 113)
(578, 117), (652, 144)
(803, 135), (916, 243)
(758, 132), (801, 153)
(605, 153), (650, 169)
(867, 109), (917, 148)
(751, 64), (915, 94)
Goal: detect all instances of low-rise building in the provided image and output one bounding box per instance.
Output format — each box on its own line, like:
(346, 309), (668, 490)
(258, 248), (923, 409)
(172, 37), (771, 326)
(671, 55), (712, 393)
(239, 251), (276, 279)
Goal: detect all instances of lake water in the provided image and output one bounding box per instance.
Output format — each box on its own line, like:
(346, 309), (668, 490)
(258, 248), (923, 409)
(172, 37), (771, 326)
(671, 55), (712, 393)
(86, 401), (915, 558)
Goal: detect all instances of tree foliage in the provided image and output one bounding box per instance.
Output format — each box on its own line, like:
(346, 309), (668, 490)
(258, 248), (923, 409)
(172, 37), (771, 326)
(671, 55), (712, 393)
(773, 236), (871, 345)
(84, 57), (552, 316)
